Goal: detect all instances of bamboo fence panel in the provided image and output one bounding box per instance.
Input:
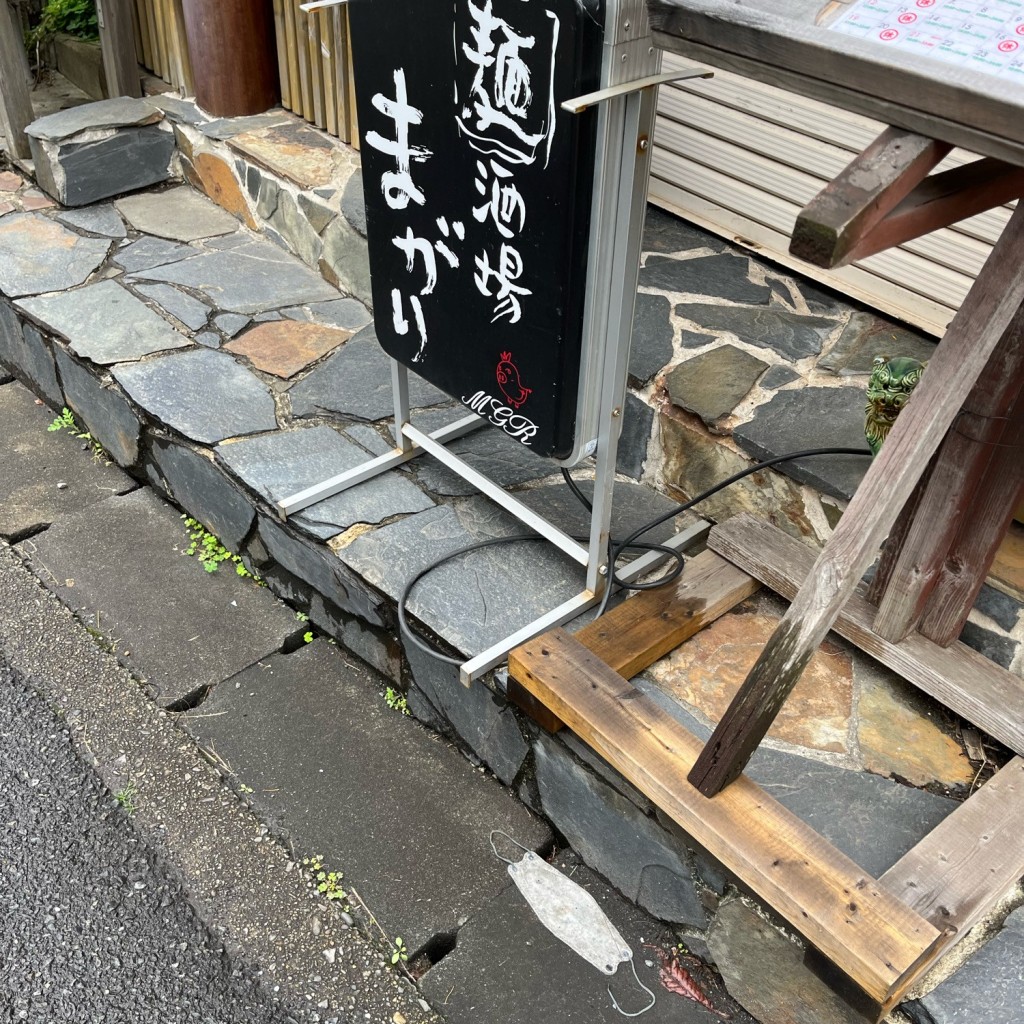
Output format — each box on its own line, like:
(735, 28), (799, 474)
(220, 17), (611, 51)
(273, 0), (358, 146)
(132, 0), (193, 95)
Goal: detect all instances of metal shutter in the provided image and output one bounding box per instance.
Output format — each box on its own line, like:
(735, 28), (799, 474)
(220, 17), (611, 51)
(650, 54), (1014, 337)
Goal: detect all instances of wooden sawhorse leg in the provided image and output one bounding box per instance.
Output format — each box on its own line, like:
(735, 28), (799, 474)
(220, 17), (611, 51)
(688, 202), (1024, 797)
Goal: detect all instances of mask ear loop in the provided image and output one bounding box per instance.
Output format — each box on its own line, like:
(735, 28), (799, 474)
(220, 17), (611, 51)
(489, 829), (532, 865)
(608, 956), (656, 1017)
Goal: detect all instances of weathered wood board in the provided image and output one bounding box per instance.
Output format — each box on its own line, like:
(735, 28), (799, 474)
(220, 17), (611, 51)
(646, 0), (1024, 166)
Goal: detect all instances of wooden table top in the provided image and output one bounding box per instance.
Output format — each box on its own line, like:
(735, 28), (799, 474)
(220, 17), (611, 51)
(646, 0), (1024, 165)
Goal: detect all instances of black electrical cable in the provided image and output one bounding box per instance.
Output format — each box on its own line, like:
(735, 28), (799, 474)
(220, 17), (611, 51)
(399, 446), (872, 665)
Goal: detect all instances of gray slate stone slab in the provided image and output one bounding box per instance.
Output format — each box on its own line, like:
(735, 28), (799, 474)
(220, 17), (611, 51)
(114, 348), (278, 443)
(297, 192), (334, 234)
(733, 386), (872, 500)
(617, 392), (654, 479)
(268, 189), (323, 268)
(181, 640), (550, 954)
(666, 344), (768, 425)
(629, 292), (675, 385)
(974, 584), (1021, 633)
(258, 516), (388, 626)
(420, 851), (746, 1024)
(0, 300), (62, 408)
(17, 488), (301, 706)
(54, 348), (141, 467)
(53, 204), (126, 238)
(195, 331), (221, 349)
(905, 906), (1024, 1024)
(134, 283), (211, 331)
(113, 236), (195, 273)
(215, 313), (251, 338)
(18, 280), (191, 365)
(289, 326), (448, 420)
(0, 213), (110, 298)
(338, 497), (582, 657)
(320, 215), (372, 306)
(49, 126), (176, 207)
(147, 95), (206, 126)
(305, 297), (372, 331)
(534, 731), (707, 926)
(709, 898), (869, 1024)
(115, 187), (239, 242)
(760, 364), (801, 390)
(642, 204), (727, 254)
(215, 426), (434, 541)
(820, 310), (934, 375)
(198, 111), (292, 140)
(959, 621), (1017, 669)
(405, 642), (528, 786)
(675, 303), (838, 361)
(202, 231), (253, 251)
(0, 381), (136, 540)
(132, 241), (339, 314)
(341, 171), (366, 236)
(26, 97), (161, 141)
(641, 253), (771, 304)
(150, 439), (255, 551)
(410, 423), (554, 497)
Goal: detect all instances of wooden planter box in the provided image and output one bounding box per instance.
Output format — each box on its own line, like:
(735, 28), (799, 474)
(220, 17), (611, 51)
(54, 33), (107, 101)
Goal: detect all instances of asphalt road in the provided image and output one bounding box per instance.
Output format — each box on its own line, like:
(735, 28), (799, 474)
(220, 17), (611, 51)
(0, 658), (300, 1024)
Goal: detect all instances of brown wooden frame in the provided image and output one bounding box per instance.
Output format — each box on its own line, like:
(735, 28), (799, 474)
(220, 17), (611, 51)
(509, 538), (1024, 1020)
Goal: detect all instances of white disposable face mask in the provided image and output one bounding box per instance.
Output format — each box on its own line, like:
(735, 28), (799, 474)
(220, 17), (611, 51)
(491, 832), (656, 1017)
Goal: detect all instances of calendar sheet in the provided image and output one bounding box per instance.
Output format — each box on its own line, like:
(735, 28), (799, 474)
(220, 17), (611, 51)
(828, 0), (1024, 81)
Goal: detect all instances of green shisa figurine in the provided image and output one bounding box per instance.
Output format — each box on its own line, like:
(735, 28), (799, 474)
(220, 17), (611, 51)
(864, 355), (927, 456)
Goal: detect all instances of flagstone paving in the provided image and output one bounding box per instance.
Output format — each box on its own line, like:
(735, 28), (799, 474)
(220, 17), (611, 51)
(0, 213), (110, 297)
(115, 186), (239, 242)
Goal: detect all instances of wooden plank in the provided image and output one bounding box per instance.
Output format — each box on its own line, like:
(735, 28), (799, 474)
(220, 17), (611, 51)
(687, 204), (1024, 797)
(332, 8), (349, 140)
(708, 513), (1024, 756)
(319, 9), (337, 136)
(282, 0), (301, 115)
(96, 0), (142, 98)
(307, 4), (325, 129)
(573, 549), (761, 678)
(508, 627), (945, 1006)
(152, 0), (168, 80)
(272, 0), (290, 110)
(873, 301), (1024, 643)
(842, 159), (1024, 267)
(881, 758), (1024, 945)
(917, 385), (1024, 645)
(791, 127), (951, 269)
(0, 0), (34, 160)
(130, 0), (144, 68)
(343, 7), (358, 148)
(165, 0), (192, 94)
(294, 2), (314, 121)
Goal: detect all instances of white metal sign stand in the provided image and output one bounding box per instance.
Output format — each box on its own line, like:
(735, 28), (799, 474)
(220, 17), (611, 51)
(280, 1), (711, 685)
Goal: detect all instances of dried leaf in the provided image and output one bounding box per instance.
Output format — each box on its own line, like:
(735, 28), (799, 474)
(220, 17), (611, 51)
(646, 944), (731, 1019)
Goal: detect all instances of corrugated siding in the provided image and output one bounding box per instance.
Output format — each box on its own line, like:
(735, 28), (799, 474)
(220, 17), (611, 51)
(650, 54), (1014, 337)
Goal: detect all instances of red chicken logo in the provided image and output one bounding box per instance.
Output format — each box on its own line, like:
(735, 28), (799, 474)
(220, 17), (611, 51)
(496, 351), (531, 409)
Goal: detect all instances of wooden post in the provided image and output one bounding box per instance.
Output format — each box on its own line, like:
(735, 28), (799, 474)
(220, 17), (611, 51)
(0, 0), (34, 160)
(872, 304), (1024, 643)
(96, 0), (142, 97)
(688, 203), (1024, 797)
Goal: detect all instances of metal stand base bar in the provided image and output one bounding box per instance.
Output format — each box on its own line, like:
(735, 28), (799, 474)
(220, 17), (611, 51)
(403, 424), (590, 567)
(458, 518), (710, 684)
(277, 414), (484, 518)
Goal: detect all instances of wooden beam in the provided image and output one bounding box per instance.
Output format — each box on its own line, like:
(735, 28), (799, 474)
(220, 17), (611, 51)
(0, 0), (34, 160)
(790, 127), (951, 269)
(881, 757), (1024, 958)
(573, 548), (761, 679)
(688, 204), (1024, 797)
(96, 0), (142, 98)
(842, 158), (1024, 267)
(872, 302), (1024, 644)
(506, 549), (760, 732)
(708, 513), (1024, 756)
(508, 627), (945, 1007)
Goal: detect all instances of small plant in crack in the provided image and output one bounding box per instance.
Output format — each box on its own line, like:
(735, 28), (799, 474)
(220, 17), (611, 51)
(384, 687), (410, 716)
(180, 516), (262, 582)
(303, 630), (315, 644)
(391, 937), (408, 965)
(295, 611), (309, 622)
(115, 780), (137, 814)
(301, 854), (349, 908)
(48, 407), (107, 461)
